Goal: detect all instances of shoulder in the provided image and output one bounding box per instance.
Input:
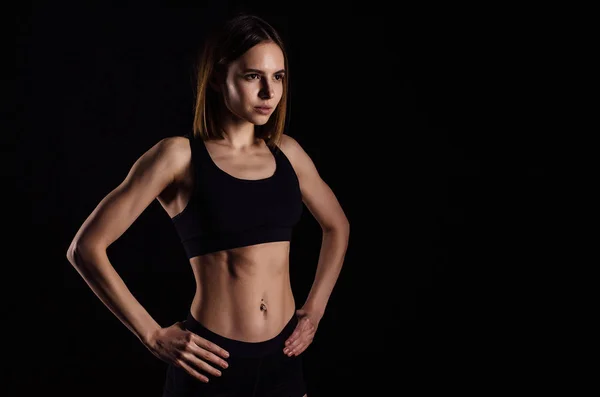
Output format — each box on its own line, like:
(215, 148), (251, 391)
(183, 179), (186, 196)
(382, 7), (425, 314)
(278, 133), (304, 160)
(278, 133), (319, 177)
(135, 135), (191, 180)
(154, 135), (191, 164)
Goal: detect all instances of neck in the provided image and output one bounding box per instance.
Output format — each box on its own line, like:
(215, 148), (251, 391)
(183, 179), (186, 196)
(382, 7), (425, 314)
(218, 112), (259, 150)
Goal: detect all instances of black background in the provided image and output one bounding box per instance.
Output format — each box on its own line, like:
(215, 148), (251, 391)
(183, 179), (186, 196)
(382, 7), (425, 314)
(14, 2), (552, 396)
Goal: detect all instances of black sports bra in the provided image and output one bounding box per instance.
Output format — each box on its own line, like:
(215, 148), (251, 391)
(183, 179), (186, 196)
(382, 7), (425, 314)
(171, 133), (303, 258)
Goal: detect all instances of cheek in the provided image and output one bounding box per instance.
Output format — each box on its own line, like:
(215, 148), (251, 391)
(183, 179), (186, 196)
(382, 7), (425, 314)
(276, 84), (284, 99)
(226, 82), (253, 106)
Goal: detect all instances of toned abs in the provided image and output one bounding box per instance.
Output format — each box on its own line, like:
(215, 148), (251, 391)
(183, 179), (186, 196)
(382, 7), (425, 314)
(189, 242), (297, 342)
(157, 136), (298, 343)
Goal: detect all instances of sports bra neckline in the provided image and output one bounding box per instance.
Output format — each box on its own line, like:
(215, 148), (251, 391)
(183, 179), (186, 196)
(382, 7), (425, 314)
(198, 137), (278, 183)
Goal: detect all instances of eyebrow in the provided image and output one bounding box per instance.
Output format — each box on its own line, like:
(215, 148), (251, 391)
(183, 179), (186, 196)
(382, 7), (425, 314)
(242, 68), (286, 74)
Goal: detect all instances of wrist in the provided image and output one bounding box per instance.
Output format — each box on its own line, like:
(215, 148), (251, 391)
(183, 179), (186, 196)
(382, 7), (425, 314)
(141, 325), (162, 346)
(303, 301), (325, 318)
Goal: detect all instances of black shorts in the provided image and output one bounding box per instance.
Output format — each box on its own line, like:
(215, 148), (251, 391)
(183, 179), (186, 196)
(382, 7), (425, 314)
(162, 311), (307, 397)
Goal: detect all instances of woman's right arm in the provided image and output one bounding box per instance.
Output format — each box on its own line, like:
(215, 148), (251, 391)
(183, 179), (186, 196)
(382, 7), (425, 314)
(66, 136), (186, 345)
(66, 136), (230, 382)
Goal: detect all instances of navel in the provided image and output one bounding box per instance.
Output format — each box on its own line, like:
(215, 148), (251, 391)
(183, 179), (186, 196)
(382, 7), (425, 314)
(260, 298), (268, 312)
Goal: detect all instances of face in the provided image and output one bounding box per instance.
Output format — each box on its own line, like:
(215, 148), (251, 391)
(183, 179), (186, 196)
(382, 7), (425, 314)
(218, 41), (285, 125)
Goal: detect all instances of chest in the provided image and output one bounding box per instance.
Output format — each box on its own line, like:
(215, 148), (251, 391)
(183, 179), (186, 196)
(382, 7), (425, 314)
(193, 162), (300, 230)
(207, 149), (278, 181)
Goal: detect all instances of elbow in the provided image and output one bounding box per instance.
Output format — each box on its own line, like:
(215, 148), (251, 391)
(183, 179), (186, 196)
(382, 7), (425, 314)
(339, 215), (350, 234)
(341, 219), (350, 240)
(66, 241), (83, 265)
(66, 239), (76, 261)
(323, 219), (350, 236)
(66, 239), (103, 267)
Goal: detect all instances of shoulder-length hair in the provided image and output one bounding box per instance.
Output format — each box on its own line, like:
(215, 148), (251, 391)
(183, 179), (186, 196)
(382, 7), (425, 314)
(192, 13), (289, 149)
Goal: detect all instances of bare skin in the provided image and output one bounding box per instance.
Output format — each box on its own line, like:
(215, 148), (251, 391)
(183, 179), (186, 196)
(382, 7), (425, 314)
(156, 135), (318, 397)
(158, 136), (297, 344)
(67, 41), (348, 394)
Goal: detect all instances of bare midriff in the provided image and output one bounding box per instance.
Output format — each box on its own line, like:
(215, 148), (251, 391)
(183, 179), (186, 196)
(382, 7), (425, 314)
(188, 240), (296, 343)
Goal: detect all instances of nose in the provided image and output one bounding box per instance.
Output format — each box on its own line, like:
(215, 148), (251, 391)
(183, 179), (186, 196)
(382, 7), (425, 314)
(259, 81), (274, 99)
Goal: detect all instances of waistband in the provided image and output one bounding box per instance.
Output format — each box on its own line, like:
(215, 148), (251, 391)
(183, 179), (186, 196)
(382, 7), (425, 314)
(184, 311), (297, 358)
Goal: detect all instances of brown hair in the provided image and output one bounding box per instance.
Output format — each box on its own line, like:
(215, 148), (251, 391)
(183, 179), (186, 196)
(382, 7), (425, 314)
(192, 13), (289, 148)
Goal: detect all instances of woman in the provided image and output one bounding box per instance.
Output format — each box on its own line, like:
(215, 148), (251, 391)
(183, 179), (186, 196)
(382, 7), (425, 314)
(66, 13), (350, 397)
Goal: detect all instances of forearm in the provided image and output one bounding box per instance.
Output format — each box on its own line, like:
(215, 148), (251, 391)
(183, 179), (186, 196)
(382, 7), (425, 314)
(67, 245), (161, 345)
(304, 225), (350, 316)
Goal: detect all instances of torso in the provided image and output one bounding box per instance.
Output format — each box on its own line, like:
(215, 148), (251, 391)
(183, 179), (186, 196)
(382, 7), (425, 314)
(157, 136), (297, 342)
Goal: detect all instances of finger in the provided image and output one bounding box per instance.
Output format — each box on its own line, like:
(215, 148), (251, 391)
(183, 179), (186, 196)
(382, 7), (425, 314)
(285, 326), (304, 346)
(176, 358), (210, 383)
(287, 344), (302, 356)
(182, 350), (224, 378)
(188, 343), (229, 371)
(292, 334), (315, 356)
(284, 338), (303, 354)
(285, 317), (315, 346)
(291, 343), (305, 355)
(289, 341), (308, 356)
(287, 332), (315, 356)
(287, 335), (303, 349)
(193, 335), (230, 361)
(294, 344), (310, 356)
(187, 338), (229, 370)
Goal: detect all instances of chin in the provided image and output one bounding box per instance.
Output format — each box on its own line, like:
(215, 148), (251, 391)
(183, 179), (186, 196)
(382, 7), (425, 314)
(250, 116), (271, 125)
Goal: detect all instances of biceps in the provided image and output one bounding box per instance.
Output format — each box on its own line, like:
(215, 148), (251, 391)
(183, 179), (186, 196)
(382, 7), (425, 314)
(73, 155), (175, 250)
(74, 179), (157, 250)
(301, 177), (347, 231)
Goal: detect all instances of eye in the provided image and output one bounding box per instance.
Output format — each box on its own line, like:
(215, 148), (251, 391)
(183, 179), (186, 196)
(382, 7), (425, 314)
(245, 73), (260, 80)
(275, 74), (285, 81)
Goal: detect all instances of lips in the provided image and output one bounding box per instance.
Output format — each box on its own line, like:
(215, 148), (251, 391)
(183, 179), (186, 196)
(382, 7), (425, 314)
(254, 106), (273, 115)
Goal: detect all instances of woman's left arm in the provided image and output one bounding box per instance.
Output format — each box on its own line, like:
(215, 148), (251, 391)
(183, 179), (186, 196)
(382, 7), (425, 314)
(280, 134), (350, 322)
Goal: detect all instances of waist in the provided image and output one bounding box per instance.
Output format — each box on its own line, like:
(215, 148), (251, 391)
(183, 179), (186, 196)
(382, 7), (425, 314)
(189, 245), (295, 344)
(188, 291), (296, 347)
(184, 309), (297, 357)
